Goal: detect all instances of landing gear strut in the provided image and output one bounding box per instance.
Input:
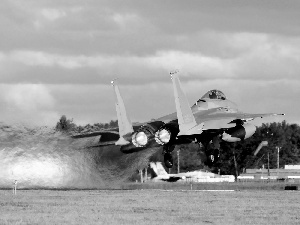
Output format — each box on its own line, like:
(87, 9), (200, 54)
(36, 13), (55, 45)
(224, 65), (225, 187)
(209, 149), (220, 162)
(198, 140), (221, 168)
(163, 144), (175, 168)
(164, 153), (173, 168)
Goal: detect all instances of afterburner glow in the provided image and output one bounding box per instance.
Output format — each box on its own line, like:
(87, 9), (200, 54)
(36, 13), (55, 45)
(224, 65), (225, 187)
(132, 131), (148, 147)
(155, 129), (171, 145)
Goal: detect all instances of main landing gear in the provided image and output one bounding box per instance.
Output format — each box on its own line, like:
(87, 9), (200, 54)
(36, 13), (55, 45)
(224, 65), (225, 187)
(163, 144), (175, 168)
(199, 137), (221, 168)
(207, 148), (220, 166)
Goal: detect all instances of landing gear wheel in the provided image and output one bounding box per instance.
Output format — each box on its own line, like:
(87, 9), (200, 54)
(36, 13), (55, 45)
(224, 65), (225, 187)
(164, 153), (173, 168)
(213, 149), (220, 163)
(162, 144), (175, 168)
(205, 149), (220, 167)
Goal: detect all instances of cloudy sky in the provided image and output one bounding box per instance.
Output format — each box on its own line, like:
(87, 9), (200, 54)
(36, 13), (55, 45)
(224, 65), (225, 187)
(0, 0), (299, 127)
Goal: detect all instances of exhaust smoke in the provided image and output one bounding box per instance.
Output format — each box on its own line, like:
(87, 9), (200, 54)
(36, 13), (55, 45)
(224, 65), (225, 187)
(0, 123), (160, 189)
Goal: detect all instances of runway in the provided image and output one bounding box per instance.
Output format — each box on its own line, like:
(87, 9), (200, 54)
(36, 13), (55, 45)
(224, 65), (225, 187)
(1, 189), (299, 224)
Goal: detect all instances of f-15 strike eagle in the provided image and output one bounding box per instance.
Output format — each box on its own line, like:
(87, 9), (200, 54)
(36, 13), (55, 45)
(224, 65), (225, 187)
(74, 71), (284, 168)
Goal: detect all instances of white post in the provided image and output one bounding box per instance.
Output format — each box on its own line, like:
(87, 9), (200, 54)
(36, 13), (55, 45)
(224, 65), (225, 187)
(13, 180), (17, 195)
(277, 146), (280, 170)
(277, 146), (280, 177)
(144, 167), (148, 182)
(139, 170), (143, 183)
(267, 152), (270, 179)
(177, 149), (180, 174)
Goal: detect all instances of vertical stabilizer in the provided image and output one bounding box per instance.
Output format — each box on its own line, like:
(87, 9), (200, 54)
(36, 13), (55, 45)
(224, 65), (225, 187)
(111, 80), (133, 145)
(171, 71), (199, 135)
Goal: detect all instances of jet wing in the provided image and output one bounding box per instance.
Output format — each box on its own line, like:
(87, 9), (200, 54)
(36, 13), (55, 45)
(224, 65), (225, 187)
(71, 124), (145, 147)
(72, 128), (120, 146)
(191, 108), (284, 130)
(235, 112), (285, 122)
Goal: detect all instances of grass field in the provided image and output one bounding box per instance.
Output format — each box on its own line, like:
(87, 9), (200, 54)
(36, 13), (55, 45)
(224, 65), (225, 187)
(1, 187), (300, 225)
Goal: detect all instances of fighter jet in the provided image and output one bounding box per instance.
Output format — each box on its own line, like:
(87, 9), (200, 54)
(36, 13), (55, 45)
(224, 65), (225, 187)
(149, 162), (184, 182)
(73, 71), (284, 168)
(149, 162), (234, 182)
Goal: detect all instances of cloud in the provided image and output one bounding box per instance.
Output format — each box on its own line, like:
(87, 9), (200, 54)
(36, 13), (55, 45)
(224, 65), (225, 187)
(0, 0), (299, 126)
(1, 31), (300, 85)
(40, 8), (66, 21)
(9, 51), (84, 69)
(4, 84), (55, 110)
(33, 8), (67, 29)
(111, 13), (143, 30)
(0, 84), (58, 126)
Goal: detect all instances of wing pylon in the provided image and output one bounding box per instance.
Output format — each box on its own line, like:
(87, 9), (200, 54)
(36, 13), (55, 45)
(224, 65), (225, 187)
(171, 71), (203, 135)
(111, 80), (134, 145)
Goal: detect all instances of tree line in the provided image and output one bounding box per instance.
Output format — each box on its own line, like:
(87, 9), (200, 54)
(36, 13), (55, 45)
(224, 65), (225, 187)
(55, 115), (118, 135)
(56, 116), (300, 176)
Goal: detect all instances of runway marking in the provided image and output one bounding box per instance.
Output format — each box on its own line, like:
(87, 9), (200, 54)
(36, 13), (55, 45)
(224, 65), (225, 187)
(135, 189), (236, 192)
(160, 190), (235, 192)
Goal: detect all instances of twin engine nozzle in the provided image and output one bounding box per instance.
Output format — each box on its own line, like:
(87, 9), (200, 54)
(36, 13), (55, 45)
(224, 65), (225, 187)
(131, 122), (178, 148)
(154, 128), (171, 145)
(131, 121), (257, 147)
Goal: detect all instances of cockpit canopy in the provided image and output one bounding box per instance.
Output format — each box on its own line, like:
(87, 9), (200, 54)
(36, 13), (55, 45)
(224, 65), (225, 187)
(201, 90), (226, 100)
(193, 90), (226, 105)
